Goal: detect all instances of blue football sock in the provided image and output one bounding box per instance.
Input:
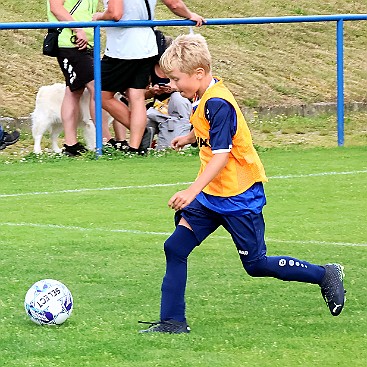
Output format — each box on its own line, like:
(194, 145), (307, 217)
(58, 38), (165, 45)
(243, 256), (325, 284)
(160, 225), (199, 322)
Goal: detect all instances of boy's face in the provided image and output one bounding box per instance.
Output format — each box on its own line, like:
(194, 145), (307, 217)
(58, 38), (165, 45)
(167, 68), (201, 100)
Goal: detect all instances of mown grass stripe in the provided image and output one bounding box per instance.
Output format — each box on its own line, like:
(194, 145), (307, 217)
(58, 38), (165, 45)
(0, 170), (366, 198)
(1, 221), (366, 247)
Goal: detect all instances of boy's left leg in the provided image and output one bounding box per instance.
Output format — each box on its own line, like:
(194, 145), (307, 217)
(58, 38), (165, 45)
(223, 212), (346, 316)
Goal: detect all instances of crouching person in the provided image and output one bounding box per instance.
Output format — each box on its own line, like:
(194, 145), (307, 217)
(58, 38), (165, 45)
(146, 90), (192, 150)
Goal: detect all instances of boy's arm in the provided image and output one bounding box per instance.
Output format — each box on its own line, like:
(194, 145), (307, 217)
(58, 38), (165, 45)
(93, 0), (123, 21)
(168, 152), (229, 211)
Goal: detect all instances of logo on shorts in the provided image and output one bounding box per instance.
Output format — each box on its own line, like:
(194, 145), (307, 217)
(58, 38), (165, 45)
(63, 58), (77, 85)
(238, 250), (249, 256)
(196, 137), (210, 148)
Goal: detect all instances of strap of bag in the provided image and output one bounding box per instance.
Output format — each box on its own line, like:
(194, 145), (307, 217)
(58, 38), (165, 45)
(143, 0), (152, 21)
(56, 0), (84, 33)
(69, 0), (83, 16)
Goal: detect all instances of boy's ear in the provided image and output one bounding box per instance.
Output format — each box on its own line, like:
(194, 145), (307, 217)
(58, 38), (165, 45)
(195, 67), (205, 80)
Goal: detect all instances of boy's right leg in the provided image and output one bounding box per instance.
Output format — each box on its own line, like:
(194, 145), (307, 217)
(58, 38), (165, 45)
(139, 224), (199, 334)
(160, 224), (199, 323)
(140, 201), (220, 333)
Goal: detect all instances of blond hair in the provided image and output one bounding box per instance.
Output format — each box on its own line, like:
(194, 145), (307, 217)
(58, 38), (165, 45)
(159, 34), (211, 76)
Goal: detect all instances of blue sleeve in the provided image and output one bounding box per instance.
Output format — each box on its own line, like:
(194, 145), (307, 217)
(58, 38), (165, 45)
(204, 98), (237, 153)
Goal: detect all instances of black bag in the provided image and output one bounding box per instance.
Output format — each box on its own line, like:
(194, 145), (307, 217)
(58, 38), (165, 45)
(43, 0), (83, 57)
(43, 28), (61, 57)
(154, 29), (166, 59)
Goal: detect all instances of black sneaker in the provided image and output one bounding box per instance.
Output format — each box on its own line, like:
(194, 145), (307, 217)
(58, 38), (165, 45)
(106, 138), (117, 148)
(138, 127), (155, 153)
(106, 138), (129, 151)
(114, 140), (129, 151)
(63, 142), (87, 157)
(126, 146), (147, 156)
(138, 319), (191, 334)
(320, 263), (346, 316)
(0, 130), (20, 150)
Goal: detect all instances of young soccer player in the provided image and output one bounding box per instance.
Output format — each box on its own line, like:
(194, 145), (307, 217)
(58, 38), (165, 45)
(139, 34), (346, 334)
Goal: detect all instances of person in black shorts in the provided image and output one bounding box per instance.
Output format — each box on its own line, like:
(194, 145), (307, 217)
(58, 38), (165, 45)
(100, 56), (156, 153)
(48, 0), (98, 156)
(93, 0), (205, 154)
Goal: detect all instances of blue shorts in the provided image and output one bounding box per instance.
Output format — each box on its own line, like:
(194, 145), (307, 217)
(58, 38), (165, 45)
(175, 199), (267, 264)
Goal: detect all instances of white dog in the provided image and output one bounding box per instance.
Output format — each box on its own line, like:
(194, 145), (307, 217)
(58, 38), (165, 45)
(32, 83), (96, 154)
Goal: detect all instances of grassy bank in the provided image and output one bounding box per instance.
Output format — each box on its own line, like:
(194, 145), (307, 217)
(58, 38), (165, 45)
(1, 1), (367, 118)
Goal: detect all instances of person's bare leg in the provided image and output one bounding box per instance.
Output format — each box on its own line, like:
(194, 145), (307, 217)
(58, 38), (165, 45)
(61, 86), (84, 146)
(85, 82), (115, 142)
(85, 80), (95, 123)
(126, 88), (146, 149)
(101, 111), (113, 142)
(101, 90), (131, 131)
(113, 120), (127, 141)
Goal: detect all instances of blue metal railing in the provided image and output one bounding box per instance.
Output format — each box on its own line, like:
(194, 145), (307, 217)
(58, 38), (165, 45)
(2, 15), (367, 152)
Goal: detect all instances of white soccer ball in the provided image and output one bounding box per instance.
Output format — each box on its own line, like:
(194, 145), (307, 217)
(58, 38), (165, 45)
(24, 279), (73, 325)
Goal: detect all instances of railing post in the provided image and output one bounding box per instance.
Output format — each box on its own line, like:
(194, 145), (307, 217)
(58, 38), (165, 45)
(336, 19), (344, 146)
(93, 25), (103, 156)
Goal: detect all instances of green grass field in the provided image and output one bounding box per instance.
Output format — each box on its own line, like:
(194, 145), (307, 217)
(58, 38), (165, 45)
(0, 146), (366, 367)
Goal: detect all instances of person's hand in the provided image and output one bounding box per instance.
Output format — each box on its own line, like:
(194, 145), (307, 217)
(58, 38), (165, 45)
(152, 84), (172, 95)
(72, 29), (88, 50)
(171, 135), (189, 150)
(189, 12), (206, 27)
(92, 12), (104, 21)
(168, 188), (197, 211)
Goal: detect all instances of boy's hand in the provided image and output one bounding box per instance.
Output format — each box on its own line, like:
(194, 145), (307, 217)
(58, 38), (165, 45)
(168, 189), (197, 211)
(171, 136), (188, 150)
(171, 130), (196, 150)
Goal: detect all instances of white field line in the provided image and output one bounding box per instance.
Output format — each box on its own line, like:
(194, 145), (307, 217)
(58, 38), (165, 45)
(1, 222), (366, 248)
(0, 182), (193, 198)
(0, 170), (366, 199)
